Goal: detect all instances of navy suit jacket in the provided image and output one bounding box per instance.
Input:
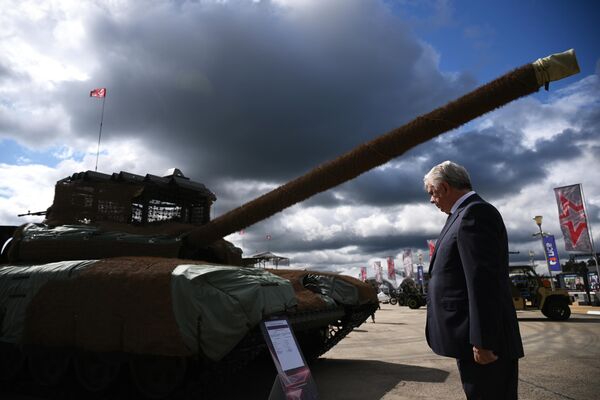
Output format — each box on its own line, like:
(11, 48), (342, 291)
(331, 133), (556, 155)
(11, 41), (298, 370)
(425, 194), (524, 360)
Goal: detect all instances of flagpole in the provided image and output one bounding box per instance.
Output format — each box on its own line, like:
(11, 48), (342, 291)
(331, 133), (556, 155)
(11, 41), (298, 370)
(95, 95), (106, 172)
(579, 184), (600, 293)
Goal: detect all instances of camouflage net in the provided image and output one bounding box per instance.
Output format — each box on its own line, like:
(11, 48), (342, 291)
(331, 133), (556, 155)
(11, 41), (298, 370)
(22, 259), (376, 357)
(46, 172), (213, 228)
(23, 257), (192, 357)
(269, 269), (377, 312)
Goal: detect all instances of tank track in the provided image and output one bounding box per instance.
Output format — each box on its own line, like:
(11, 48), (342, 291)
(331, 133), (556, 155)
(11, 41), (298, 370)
(0, 304), (378, 399)
(309, 303), (378, 358)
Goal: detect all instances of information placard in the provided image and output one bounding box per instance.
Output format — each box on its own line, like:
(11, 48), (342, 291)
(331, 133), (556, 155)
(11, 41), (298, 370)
(261, 318), (318, 400)
(264, 320), (305, 371)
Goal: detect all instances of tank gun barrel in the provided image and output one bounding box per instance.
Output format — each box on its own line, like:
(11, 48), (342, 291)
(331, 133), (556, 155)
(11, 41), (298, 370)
(185, 49), (580, 246)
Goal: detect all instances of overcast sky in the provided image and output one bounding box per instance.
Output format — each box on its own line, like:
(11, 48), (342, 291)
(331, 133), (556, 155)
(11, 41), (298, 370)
(1, 0), (599, 280)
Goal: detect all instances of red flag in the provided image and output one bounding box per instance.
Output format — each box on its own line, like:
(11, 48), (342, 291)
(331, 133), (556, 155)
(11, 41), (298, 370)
(90, 88), (107, 98)
(360, 267), (367, 282)
(427, 239), (436, 258)
(554, 184), (592, 252)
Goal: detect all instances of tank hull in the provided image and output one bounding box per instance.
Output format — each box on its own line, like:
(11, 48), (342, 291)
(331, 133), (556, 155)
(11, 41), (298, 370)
(0, 257), (377, 398)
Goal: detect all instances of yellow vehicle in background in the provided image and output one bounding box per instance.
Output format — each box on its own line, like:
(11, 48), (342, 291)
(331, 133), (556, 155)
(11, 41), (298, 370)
(509, 265), (572, 321)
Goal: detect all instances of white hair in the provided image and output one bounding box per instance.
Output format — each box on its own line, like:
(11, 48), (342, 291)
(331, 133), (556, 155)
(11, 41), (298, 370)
(423, 160), (472, 191)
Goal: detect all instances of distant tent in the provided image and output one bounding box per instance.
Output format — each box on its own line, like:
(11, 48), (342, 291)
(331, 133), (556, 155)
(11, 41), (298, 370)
(247, 251), (290, 269)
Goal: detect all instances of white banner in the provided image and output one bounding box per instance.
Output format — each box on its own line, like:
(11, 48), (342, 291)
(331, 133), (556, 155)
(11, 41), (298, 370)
(403, 249), (413, 278)
(374, 261), (382, 283)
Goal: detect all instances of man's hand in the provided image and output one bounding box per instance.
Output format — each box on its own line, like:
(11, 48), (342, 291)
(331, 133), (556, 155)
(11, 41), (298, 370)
(473, 346), (498, 365)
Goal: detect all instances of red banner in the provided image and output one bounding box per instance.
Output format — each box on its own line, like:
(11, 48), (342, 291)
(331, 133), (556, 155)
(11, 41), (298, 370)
(387, 257), (396, 281)
(554, 184), (592, 252)
(360, 267), (367, 282)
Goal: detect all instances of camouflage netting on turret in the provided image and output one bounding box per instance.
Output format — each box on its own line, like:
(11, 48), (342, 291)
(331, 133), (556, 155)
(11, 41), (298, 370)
(4, 169), (246, 264)
(9, 224), (182, 263)
(46, 170), (215, 227)
(8, 223), (243, 265)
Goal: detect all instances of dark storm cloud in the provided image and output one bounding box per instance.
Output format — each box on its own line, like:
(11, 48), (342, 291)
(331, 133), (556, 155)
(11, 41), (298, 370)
(446, 87), (600, 197)
(436, 129), (565, 199)
(207, 176), (342, 216)
(59, 0), (474, 190)
(214, 104), (598, 229)
(229, 91), (600, 264)
(239, 226), (433, 259)
(293, 70), (600, 211)
(330, 113), (599, 210)
(334, 156), (428, 206)
(203, 66), (600, 267)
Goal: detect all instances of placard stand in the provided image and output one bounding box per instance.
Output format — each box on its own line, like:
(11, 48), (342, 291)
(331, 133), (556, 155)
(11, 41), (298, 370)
(261, 318), (319, 400)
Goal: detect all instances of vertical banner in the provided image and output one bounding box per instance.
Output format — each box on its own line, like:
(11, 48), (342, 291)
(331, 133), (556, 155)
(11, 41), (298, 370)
(416, 251), (424, 287)
(360, 266), (367, 282)
(417, 265), (424, 286)
(387, 256), (396, 281)
(427, 239), (436, 258)
(403, 249), (413, 278)
(543, 235), (562, 272)
(554, 184), (593, 252)
(374, 261), (382, 283)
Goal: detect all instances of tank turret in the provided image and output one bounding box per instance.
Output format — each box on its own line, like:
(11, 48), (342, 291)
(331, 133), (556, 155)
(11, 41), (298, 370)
(6, 168), (243, 265)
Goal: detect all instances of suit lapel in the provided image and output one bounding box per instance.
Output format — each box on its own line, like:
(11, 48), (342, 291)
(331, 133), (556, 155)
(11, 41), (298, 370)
(428, 194), (481, 274)
(436, 213), (458, 249)
(428, 212), (459, 273)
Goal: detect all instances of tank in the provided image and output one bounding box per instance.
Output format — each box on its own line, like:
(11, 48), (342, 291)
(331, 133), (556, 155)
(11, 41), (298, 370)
(0, 49), (580, 399)
(0, 169), (377, 399)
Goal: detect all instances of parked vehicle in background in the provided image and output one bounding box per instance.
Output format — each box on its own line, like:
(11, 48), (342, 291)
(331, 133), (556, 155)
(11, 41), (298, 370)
(377, 291), (391, 304)
(557, 272), (600, 306)
(509, 265), (572, 321)
(394, 278), (426, 309)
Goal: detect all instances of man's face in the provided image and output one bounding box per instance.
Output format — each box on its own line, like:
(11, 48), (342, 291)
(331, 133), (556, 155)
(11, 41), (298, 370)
(426, 181), (452, 214)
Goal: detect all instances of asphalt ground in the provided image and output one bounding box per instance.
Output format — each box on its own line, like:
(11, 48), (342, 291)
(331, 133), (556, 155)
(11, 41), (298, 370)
(2, 303), (599, 399)
(309, 304), (600, 400)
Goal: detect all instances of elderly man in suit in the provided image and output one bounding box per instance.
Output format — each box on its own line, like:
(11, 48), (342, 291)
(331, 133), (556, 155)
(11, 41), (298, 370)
(423, 161), (524, 400)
